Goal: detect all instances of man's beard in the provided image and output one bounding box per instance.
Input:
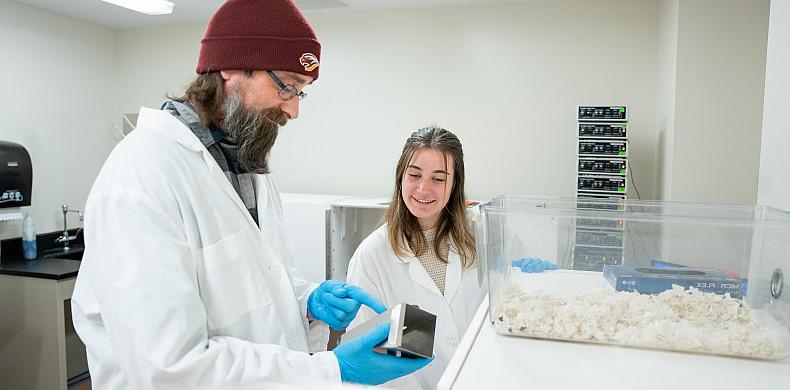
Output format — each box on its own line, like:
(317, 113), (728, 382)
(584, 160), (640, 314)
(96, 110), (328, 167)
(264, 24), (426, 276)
(222, 88), (288, 174)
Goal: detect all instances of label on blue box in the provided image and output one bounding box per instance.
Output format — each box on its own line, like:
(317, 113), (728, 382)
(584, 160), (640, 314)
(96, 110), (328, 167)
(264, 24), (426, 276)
(603, 265), (742, 298)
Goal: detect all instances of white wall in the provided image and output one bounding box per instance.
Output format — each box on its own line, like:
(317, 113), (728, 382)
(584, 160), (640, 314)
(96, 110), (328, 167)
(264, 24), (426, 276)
(116, 23), (203, 114)
(0, 0), (773, 243)
(0, 0), (118, 240)
(655, 0), (678, 200)
(664, 0), (769, 203)
(757, 0), (790, 211)
(116, 0), (661, 202)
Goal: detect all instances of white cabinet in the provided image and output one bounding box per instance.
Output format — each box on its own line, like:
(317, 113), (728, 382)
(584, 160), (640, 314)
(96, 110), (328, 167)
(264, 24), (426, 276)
(0, 275), (83, 390)
(281, 193), (392, 283)
(327, 197), (389, 281)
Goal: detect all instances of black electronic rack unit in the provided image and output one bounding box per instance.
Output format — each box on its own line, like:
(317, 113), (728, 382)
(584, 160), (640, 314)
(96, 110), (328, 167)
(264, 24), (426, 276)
(574, 106), (628, 272)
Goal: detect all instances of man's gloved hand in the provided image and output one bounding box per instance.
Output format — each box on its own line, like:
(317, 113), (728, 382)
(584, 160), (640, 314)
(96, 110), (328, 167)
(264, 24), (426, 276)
(511, 257), (558, 273)
(334, 323), (434, 385)
(307, 280), (386, 330)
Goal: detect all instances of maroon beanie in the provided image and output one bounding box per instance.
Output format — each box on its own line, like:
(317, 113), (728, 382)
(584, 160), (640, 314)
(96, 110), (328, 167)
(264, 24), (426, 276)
(196, 0), (321, 80)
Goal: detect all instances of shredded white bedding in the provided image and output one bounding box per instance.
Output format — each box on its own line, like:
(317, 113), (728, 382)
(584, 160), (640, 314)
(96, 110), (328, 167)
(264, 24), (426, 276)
(491, 284), (790, 359)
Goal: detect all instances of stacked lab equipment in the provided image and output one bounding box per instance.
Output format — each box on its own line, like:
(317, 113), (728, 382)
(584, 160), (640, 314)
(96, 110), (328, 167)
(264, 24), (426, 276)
(574, 106), (627, 271)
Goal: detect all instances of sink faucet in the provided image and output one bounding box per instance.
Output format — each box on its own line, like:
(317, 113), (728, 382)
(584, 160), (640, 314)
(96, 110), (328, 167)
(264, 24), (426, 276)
(55, 204), (83, 251)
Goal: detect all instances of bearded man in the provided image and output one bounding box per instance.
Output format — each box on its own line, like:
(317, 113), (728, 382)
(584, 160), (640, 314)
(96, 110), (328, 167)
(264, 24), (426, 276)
(70, 1), (431, 389)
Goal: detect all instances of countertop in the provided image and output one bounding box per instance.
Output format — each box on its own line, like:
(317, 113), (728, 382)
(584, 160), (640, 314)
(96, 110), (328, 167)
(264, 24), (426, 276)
(0, 247), (83, 280)
(0, 258), (81, 280)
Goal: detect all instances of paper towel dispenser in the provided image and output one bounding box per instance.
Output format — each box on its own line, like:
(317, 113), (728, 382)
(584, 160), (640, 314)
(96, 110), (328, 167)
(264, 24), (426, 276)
(0, 140), (32, 209)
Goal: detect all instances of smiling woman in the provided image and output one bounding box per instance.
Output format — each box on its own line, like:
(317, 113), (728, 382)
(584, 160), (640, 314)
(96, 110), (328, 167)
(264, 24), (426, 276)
(385, 126), (476, 269)
(345, 126), (485, 390)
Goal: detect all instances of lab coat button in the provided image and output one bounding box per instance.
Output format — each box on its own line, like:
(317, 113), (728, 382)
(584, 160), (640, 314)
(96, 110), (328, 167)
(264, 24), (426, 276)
(267, 265), (280, 274)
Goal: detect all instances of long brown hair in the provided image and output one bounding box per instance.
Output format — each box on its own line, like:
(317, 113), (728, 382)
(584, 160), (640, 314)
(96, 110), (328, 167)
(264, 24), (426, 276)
(384, 126), (477, 269)
(170, 71), (227, 127)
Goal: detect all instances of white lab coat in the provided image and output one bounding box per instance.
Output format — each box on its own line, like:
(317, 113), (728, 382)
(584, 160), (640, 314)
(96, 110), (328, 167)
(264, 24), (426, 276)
(346, 225), (486, 390)
(71, 107), (340, 389)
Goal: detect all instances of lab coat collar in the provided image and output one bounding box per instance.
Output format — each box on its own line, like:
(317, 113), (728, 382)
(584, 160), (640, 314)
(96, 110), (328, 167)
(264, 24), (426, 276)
(137, 107), (208, 153)
(406, 257), (441, 297)
(160, 100), (224, 149)
(405, 249), (462, 302)
(138, 106), (261, 232)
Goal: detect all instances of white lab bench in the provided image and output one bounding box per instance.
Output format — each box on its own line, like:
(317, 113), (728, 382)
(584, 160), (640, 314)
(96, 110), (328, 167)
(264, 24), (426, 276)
(439, 293), (790, 390)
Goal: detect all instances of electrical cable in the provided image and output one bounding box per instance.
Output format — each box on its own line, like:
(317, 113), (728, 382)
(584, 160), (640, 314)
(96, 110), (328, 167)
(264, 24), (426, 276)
(627, 160), (641, 200)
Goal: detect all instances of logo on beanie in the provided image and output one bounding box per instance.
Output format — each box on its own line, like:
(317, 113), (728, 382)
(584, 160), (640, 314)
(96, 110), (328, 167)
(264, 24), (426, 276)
(300, 53), (320, 72)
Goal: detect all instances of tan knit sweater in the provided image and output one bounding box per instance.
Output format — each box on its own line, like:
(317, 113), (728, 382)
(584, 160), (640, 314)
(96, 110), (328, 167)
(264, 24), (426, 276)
(417, 227), (450, 295)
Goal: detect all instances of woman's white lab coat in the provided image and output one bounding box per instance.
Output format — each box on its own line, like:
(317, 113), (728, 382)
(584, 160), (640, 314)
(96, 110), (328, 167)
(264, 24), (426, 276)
(346, 225), (487, 390)
(71, 107), (340, 389)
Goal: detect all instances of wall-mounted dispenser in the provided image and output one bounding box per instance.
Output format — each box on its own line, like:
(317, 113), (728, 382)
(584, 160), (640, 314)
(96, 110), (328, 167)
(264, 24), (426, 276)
(0, 140), (32, 209)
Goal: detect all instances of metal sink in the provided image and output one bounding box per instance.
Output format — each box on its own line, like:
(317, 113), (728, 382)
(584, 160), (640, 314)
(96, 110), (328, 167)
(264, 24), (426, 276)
(42, 246), (85, 260)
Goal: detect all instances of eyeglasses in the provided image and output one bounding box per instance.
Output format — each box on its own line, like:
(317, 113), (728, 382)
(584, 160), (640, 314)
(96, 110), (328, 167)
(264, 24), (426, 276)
(266, 71), (307, 101)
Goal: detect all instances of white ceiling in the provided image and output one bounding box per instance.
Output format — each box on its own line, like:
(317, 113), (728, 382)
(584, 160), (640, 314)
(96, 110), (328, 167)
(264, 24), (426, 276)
(9, 0), (547, 29)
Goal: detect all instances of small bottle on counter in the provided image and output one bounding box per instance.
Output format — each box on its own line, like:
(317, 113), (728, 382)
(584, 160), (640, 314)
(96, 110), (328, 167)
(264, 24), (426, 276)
(22, 213), (37, 260)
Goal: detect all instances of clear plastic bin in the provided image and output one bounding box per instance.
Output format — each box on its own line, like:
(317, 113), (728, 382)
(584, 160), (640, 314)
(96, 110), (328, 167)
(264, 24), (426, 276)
(478, 196), (790, 360)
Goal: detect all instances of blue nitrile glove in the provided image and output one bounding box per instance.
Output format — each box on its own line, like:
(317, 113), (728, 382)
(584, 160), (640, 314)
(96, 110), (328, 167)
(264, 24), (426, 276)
(511, 257), (558, 273)
(334, 323), (434, 385)
(307, 280), (386, 330)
